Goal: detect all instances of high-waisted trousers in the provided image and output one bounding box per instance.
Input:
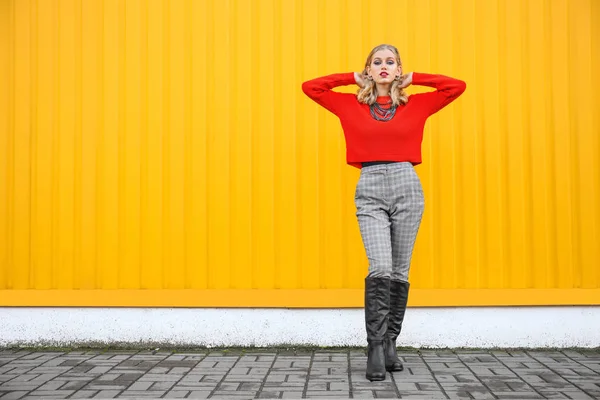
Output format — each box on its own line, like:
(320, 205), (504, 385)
(354, 162), (425, 281)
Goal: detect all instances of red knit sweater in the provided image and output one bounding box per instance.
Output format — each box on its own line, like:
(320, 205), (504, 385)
(301, 72), (466, 168)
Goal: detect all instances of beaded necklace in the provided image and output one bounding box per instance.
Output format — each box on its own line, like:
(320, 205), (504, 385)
(369, 100), (397, 122)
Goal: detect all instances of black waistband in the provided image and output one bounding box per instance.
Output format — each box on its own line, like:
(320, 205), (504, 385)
(361, 161), (398, 167)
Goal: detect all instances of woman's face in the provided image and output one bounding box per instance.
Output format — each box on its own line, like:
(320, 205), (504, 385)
(367, 49), (402, 85)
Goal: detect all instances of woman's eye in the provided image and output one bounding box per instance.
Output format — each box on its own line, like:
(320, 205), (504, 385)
(387, 61), (395, 65)
(373, 61), (381, 65)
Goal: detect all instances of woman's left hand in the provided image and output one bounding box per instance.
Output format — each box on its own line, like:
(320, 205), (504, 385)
(398, 72), (413, 89)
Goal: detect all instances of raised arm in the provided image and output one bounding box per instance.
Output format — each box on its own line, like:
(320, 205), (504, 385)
(301, 72), (357, 115)
(410, 72), (466, 115)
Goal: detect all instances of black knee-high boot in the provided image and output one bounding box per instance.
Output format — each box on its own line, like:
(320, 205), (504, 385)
(365, 276), (390, 381)
(385, 280), (410, 372)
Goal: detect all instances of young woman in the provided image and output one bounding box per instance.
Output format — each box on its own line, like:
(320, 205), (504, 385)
(302, 44), (466, 381)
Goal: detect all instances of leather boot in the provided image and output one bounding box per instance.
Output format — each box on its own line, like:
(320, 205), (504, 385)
(365, 276), (390, 381)
(385, 280), (409, 372)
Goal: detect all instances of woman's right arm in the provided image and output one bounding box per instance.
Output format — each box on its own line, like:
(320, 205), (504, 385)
(301, 72), (358, 115)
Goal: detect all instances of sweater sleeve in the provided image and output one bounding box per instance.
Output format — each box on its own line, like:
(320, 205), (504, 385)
(411, 72), (466, 115)
(301, 73), (357, 115)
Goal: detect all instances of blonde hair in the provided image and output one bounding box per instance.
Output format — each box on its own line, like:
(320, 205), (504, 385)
(357, 44), (408, 106)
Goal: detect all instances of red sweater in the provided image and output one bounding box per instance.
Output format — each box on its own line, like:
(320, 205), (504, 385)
(302, 72), (466, 168)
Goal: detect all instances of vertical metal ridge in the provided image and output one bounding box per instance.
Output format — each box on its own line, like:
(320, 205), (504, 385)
(183, 0), (192, 288)
(520, 0), (533, 288)
(566, 1), (579, 288)
(202, 0), (208, 288)
(249, 0), (258, 288)
(228, 0), (236, 290)
(144, 0), (165, 289)
(73, 0), (83, 289)
(451, 0), (462, 289)
(3, 0), (16, 289)
(272, 0), (281, 289)
(117, 0), (126, 288)
(295, 0), (303, 289)
(474, 2), (487, 287)
(162, 0), (169, 288)
(96, 0), (104, 289)
(140, 0), (148, 288)
(205, 0), (215, 288)
(51, 0), (59, 289)
(497, 0), (509, 288)
(28, 0), (37, 290)
(543, 0), (558, 288)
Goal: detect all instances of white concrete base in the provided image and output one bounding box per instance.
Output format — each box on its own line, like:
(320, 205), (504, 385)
(1, 307), (599, 348)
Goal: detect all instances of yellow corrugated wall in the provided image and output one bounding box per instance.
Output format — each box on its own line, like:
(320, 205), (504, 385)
(1, 0), (599, 307)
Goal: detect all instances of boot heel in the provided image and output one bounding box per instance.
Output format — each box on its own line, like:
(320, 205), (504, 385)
(366, 340), (386, 381)
(384, 337), (404, 372)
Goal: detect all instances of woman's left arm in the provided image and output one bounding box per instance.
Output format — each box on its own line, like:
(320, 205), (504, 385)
(407, 72), (467, 115)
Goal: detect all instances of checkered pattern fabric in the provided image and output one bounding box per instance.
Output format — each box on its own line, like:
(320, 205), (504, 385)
(355, 162), (425, 281)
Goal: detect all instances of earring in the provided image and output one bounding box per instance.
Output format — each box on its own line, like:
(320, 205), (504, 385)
(367, 76), (374, 81)
(394, 76), (400, 81)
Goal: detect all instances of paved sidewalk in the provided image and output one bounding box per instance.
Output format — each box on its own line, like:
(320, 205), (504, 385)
(0, 349), (599, 399)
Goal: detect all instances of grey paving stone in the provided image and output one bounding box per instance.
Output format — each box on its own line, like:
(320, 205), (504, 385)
(286, 374), (309, 382)
(350, 390), (375, 398)
(5, 374), (39, 382)
(87, 366), (113, 375)
(172, 383), (217, 390)
(210, 391), (257, 398)
(163, 390), (190, 398)
(413, 382), (443, 391)
(195, 375), (223, 382)
(0, 384), (41, 391)
(543, 392), (592, 399)
(445, 391), (478, 399)
(187, 391), (211, 398)
(0, 371), (16, 379)
(223, 374), (265, 382)
(36, 380), (67, 391)
(305, 391), (351, 398)
(256, 391), (282, 399)
(127, 381), (153, 390)
(303, 382), (327, 390)
(137, 373), (182, 382)
(22, 390), (75, 398)
(118, 390), (166, 398)
(280, 391), (305, 398)
(262, 384), (304, 390)
(329, 382), (349, 390)
(0, 392), (29, 400)
(239, 382), (262, 390)
(95, 373), (122, 381)
(372, 390), (398, 398)
(150, 381), (177, 390)
(69, 390), (100, 399)
(84, 384), (129, 390)
(394, 382), (419, 391)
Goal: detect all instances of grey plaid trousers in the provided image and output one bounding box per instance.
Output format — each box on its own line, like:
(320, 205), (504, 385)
(354, 162), (425, 281)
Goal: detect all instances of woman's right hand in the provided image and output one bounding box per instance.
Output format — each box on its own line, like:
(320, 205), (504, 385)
(354, 72), (366, 88)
